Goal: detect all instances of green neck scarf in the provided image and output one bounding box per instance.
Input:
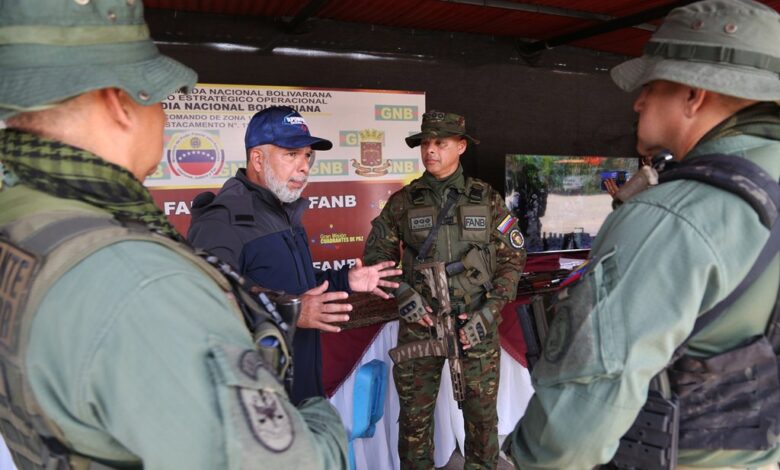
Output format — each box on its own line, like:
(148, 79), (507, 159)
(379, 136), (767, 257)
(0, 128), (182, 241)
(699, 102), (780, 145)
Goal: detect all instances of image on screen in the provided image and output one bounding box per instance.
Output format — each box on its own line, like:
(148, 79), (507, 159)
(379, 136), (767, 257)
(505, 154), (639, 253)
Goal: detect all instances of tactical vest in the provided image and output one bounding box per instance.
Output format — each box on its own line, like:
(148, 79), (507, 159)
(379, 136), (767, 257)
(612, 154), (780, 469)
(400, 177), (496, 312)
(0, 199), (291, 469)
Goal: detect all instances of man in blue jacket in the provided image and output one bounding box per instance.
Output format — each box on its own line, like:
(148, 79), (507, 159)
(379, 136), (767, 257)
(189, 106), (400, 404)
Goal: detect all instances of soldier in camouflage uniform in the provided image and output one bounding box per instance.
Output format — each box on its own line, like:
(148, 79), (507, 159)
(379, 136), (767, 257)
(363, 111), (526, 469)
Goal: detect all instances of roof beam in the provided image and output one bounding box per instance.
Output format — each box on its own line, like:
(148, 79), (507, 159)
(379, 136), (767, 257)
(285, 0), (331, 33)
(517, 0), (696, 59)
(439, 0), (657, 31)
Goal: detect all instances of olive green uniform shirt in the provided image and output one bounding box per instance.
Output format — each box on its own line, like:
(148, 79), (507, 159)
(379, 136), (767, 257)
(0, 185), (348, 469)
(505, 134), (780, 469)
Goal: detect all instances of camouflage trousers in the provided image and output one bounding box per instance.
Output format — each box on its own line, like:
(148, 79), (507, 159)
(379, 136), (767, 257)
(393, 320), (500, 470)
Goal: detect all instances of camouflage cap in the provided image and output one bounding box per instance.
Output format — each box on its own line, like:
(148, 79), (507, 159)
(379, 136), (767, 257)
(0, 0), (197, 120)
(611, 0), (780, 101)
(405, 110), (480, 148)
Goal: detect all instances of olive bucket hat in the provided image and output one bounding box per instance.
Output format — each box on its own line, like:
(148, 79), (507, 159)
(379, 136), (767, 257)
(405, 110), (480, 148)
(611, 0), (780, 101)
(0, 0), (197, 120)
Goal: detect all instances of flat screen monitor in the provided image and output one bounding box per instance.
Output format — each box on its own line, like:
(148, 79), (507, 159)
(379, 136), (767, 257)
(505, 154), (639, 253)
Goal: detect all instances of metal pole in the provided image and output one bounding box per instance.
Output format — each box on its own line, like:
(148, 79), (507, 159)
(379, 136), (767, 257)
(518, 0), (695, 56)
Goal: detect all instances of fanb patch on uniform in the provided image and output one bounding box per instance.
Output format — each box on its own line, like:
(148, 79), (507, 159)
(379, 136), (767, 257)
(464, 216), (487, 230)
(410, 215), (433, 231)
(0, 240), (38, 353)
(238, 388), (295, 452)
(509, 229), (524, 249)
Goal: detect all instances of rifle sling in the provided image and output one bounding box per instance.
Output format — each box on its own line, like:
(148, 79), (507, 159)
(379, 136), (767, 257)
(416, 188), (460, 262)
(388, 339), (446, 364)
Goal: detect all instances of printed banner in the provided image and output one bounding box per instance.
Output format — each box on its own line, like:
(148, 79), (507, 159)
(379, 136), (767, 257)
(151, 181), (408, 264)
(147, 83), (425, 264)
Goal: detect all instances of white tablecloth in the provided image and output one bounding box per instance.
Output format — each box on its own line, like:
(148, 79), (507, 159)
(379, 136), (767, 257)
(0, 437), (15, 470)
(330, 321), (534, 470)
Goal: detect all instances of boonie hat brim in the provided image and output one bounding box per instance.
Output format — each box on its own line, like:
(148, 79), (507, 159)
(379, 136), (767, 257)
(0, 43), (196, 121)
(611, 55), (780, 101)
(405, 130), (480, 148)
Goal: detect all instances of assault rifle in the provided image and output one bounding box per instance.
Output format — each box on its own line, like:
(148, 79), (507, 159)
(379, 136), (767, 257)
(515, 269), (571, 297)
(388, 261), (467, 407)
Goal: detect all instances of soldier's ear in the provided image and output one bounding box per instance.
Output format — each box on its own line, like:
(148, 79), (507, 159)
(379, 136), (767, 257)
(100, 88), (133, 129)
(457, 138), (467, 156)
(684, 87), (707, 118)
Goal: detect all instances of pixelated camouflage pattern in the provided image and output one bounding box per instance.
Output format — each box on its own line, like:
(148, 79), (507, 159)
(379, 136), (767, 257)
(422, 110), (467, 133)
(364, 167), (525, 469)
(365, 172), (526, 323)
(405, 110), (480, 147)
(393, 327), (500, 470)
(390, 261), (469, 403)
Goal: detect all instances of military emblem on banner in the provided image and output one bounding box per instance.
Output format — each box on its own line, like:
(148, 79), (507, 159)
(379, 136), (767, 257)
(166, 130), (225, 180)
(351, 129), (391, 177)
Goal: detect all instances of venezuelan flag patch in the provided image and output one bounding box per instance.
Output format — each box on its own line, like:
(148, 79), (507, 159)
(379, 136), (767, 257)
(559, 258), (593, 288)
(497, 214), (516, 234)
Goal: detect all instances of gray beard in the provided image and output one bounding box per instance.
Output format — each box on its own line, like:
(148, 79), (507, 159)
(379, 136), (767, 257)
(265, 162), (307, 203)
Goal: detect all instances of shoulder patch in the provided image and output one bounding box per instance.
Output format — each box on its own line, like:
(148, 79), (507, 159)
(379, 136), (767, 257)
(497, 214), (517, 234)
(238, 388), (295, 452)
(559, 258), (593, 289)
(509, 229), (524, 249)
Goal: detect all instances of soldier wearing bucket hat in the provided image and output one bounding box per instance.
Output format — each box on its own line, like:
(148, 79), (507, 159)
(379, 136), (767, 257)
(364, 111), (525, 468)
(404, 110), (480, 148)
(188, 106), (402, 405)
(504, 1), (780, 469)
(0, 2), (348, 469)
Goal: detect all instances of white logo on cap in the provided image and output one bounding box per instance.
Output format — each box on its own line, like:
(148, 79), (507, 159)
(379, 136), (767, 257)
(284, 115), (307, 126)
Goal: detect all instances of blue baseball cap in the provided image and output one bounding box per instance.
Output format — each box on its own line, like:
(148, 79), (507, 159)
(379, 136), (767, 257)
(244, 106), (333, 150)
